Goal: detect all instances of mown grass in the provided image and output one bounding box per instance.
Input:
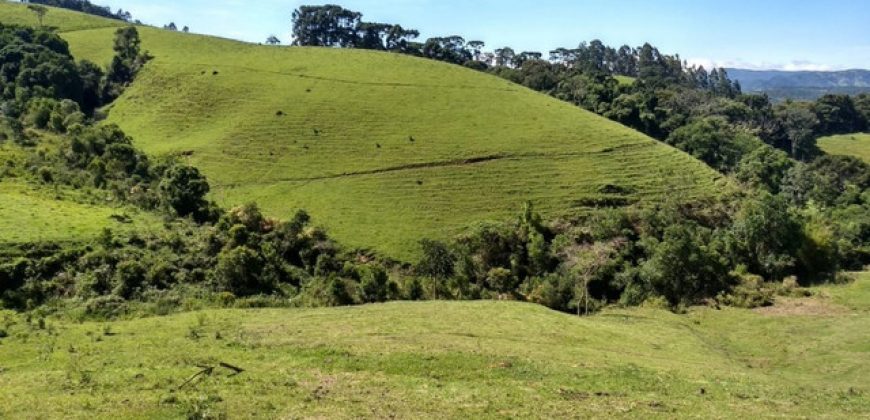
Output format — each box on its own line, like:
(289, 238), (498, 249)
(818, 132), (870, 163)
(0, 274), (867, 418)
(1, 3), (725, 260)
(0, 180), (162, 246)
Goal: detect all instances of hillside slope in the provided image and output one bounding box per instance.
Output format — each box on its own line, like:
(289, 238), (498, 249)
(0, 3), (725, 259)
(0, 181), (160, 248)
(0, 3), (148, 247)
(0, 274), (868, 418)
(0, 1), (121, 32)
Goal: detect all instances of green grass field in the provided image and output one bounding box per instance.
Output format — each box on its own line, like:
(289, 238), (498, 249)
(0, 0), (121, 32)
(0, 274), (867, 418)
(818, 133), (870, 163)
(0, 180), (161, 246)
(0, 4), (725, 259)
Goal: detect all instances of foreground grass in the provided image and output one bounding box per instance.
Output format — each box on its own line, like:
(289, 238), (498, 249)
(1, 274), (867, 418)
(0, 3), (725, 259)
(818, 133), (870, 163)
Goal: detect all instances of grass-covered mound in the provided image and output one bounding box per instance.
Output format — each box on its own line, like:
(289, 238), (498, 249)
(0, 3), (725, 259)
(818, 133), (870, 163)
(0, 181), (159, 247)
(0, 274), (867, 418)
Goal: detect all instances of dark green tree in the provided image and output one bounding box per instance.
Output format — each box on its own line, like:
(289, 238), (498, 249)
(104, 27), (147, 101)
(159, 165), (211, 221)
(291, 5), (362, 47)
(734, 146), (795, 193)
(494, 47), (516, 67)
(775, 101), (819, 160)
(813, 94), (863, 135)
(727, 193), (804, 281)
(361, 265), (390, 303)
(214, 246), (270, 296)
(665, 117), (760, 172)
(640, 223), (732, 305)
(416, 239), (455, 279)
(77, 60), (104, 114)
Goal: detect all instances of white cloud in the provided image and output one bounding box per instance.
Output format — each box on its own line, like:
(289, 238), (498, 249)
(779, 61), (836, 72)
(686, 58), (841, 72)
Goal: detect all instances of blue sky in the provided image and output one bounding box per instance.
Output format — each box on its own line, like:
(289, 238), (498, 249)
(101, 0), (870, 70)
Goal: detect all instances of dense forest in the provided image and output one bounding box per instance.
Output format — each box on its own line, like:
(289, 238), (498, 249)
(0, 4), (868, 320)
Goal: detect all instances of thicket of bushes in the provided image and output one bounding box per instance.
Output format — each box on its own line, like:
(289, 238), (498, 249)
(2, 184), (867, 317)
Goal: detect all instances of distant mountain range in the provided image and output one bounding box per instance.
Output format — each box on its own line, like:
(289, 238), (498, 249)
(726, 68), (870, 101)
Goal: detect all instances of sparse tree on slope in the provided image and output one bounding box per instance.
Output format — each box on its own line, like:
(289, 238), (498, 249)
(27, 4), (48, 27)
(266, 35), (281, 45)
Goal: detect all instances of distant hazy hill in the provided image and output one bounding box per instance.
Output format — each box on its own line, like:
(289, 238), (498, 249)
(727, 68), (870, 101)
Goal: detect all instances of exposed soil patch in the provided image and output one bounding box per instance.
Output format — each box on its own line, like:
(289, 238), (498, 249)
(754, 296), (849, 317)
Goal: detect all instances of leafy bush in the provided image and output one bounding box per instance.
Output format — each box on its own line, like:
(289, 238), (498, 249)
(159, 165), (212, 222)
(360, 265), (395, 303)
(214, 246), (270, 296)
(84, 295), (128, 319)
(112, 260), (146, 298)
(639, 222), (733, 306)
(416, 239), (455, 279)
(665, 117), (761, 172)
(716, 274), (774, 308)
(727, 193), (803, 281)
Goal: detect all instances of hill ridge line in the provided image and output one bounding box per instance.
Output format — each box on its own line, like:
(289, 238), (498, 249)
(212, 143), (655, 187)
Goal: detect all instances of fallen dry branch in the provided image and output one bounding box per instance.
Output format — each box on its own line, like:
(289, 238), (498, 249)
(176, 361), (245, 390)
(219, 362), (245, 375)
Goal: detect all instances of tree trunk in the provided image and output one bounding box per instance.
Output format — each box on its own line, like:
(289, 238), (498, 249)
(584, 277), (589, 315)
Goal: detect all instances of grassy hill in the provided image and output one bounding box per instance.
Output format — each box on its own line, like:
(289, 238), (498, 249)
(0, 181), (160, 247)
(819, 133), (870, 163)
(0, 3), (725, 260)
(0, 274), (867, 418)
(0, 1), (121, 32)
